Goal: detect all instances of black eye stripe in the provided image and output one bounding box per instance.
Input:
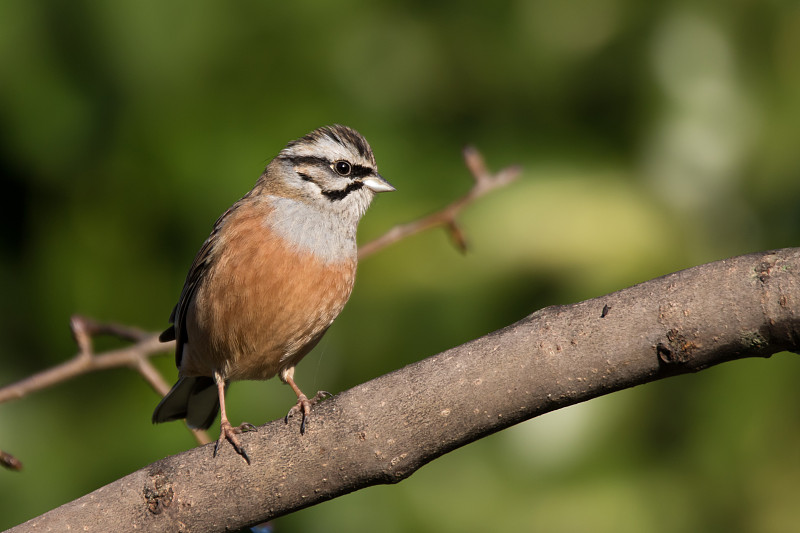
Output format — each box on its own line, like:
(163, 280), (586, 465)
(296, 168), (369, 201)
(282, 155), (375, 179)
(349, 164), (373, 178)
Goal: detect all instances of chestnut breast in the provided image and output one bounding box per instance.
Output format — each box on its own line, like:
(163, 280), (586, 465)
(182, 201), (357, 381)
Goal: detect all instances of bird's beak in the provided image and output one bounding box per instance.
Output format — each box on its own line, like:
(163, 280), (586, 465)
(362, 174), (395, 193)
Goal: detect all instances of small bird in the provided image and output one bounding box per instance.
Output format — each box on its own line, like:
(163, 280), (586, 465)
(153, 125), (394, 462)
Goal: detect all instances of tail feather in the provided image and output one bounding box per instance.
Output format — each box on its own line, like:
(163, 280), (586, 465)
(152, 376), (220, 429)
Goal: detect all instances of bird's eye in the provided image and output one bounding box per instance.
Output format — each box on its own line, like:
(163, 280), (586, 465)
(333, 160), (352, 176)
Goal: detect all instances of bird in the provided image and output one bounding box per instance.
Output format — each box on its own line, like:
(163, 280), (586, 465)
(152, 124), (394, 463)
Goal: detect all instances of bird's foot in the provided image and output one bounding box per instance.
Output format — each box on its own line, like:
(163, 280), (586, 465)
(284, 391), (332, 434)
(213, 420), (256, 464)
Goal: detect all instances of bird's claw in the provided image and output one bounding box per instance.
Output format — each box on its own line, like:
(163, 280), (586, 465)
(284, 391), (332, 434)
(213, 419), (253, 464)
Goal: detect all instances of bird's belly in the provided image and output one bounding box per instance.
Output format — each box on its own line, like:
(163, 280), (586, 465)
(183, 228), (356, 382)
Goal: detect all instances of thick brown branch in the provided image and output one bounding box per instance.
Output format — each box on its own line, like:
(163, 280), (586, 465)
(9, 248), (800, 532)
(359, 146), (520, 258)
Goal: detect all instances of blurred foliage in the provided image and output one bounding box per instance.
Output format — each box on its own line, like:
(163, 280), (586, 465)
(1, 1), (800, 532)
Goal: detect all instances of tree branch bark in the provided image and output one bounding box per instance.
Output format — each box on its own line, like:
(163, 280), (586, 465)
(9, 248), (800, 532)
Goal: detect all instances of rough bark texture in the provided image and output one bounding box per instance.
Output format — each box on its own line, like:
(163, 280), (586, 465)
(9, 248), (800, 532)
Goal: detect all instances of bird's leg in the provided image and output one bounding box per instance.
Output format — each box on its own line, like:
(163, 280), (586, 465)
(212, 372), (254, 464)
(282, 367), (331, 434)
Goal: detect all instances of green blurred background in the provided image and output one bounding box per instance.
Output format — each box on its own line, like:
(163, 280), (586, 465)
(2, 1), (800, 531)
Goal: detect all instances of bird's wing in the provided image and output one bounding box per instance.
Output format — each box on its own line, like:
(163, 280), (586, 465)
(166, 202), (242, 368)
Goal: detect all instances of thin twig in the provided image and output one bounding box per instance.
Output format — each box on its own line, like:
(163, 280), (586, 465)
(71, 314), (152, 343)
(0, 319), (168, 404)
(1, 450), (22, 471)
(359, 146), (521, 258)
(0, 316), (212, 446)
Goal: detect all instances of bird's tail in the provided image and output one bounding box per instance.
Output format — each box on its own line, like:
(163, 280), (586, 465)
(152, 376), (219, 430)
